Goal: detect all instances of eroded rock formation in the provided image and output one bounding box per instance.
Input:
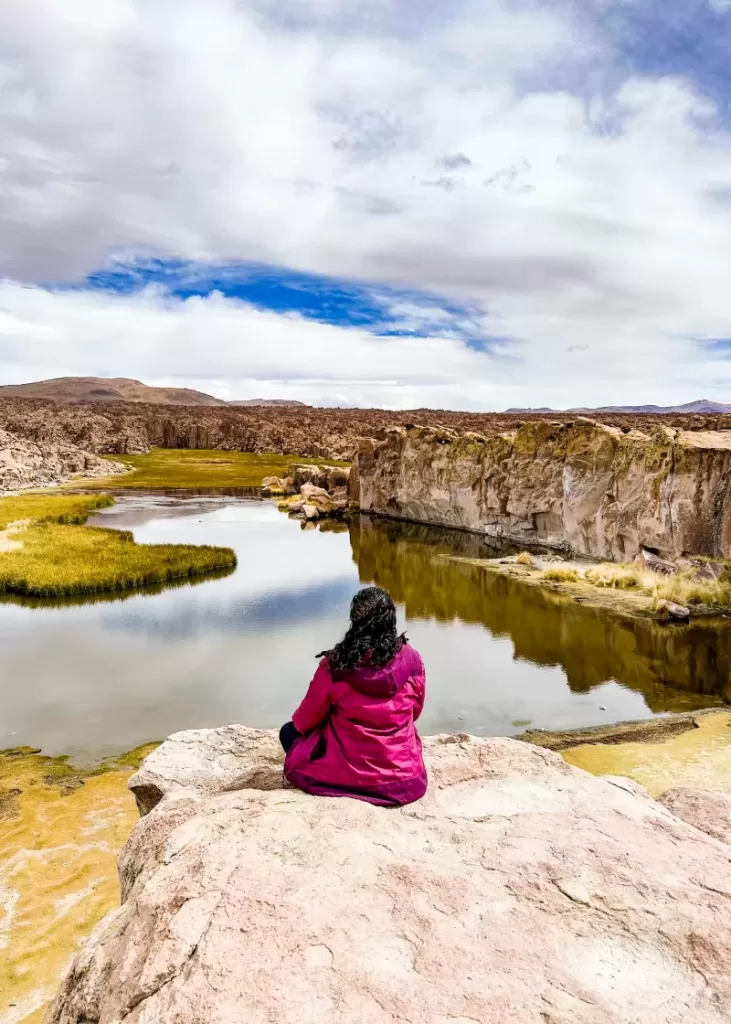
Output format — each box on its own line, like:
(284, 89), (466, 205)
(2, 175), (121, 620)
(351, 420), (731, 560)
(47, 727), (731, 1024)
(5, 397), (731, 462)
(0, 429), (126, 494)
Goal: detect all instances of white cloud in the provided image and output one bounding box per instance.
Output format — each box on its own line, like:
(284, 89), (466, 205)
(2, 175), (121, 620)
(2, 0), (731, 406)
(0, 278), (729, 410)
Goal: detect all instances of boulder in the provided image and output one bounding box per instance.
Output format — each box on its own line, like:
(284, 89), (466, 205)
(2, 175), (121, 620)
(289, 464), (351, 493)
(47, 728), (731, 1024)
(275, 481), (346, 521)
(634, 549), (677, 575)
(656, 599), (691, 620)
(260, 475), (288, 496)
(300, 481), (332, 502)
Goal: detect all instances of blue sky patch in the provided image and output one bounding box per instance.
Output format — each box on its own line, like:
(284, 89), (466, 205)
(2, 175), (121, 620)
(701, 337), (731, 353)
(79, 258), (509, 355)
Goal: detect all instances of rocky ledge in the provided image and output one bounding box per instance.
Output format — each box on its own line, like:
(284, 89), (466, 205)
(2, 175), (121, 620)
(351, 420), (731, 561)
(263, 463), (351, 521)
(0, 429), (126, 494)
(47, 727), (731, 1024)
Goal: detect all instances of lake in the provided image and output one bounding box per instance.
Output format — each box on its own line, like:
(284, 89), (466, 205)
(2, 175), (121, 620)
(1, 494), (729, 761)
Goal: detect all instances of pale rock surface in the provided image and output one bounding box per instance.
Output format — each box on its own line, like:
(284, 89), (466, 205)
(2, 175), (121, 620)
(290, 464), (350, 492)
(47, 728), (731, 1024)
(659, 787), (731, 845)
(275, 473), (350, 521)
(0, 429), (126, 494)
(351, 421), (731, 560)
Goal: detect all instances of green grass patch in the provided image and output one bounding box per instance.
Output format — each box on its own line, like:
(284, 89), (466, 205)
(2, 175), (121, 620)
(80, 448), (349, 490)
(0, 493), (236, 598)
(0, 493), (113, 529)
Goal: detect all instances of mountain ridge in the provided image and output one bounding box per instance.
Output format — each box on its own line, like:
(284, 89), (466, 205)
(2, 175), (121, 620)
(505, 399), (731, 415)
(0, 377), (306, 408)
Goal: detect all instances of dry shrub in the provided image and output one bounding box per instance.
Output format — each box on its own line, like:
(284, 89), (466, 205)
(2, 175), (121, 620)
(579, 560), (731, 607)
(541, 566), (580, 583)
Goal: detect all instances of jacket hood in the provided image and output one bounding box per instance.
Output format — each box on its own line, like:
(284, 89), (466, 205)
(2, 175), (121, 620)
(337, 644), (418, 698)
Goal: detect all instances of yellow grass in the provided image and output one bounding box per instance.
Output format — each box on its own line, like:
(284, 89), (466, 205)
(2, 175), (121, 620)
(0, 493), (236, 597)
(542, 566), (580, 583)
(0, 493), (113, 529)
(542, 560), (731, 607)
(0, 743), (160, 1023)
(79, 448), (349, 490)
(515, 551), (534, 566)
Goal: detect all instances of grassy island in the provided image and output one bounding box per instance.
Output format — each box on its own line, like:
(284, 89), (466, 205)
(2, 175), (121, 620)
(0, 493), (236, 598)
(81, 448), (349, 491)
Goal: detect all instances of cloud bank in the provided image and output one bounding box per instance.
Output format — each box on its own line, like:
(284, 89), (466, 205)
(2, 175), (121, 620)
(2, 0), (731, 408)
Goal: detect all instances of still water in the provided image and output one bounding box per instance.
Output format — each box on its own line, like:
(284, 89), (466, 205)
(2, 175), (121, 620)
(1, 495), (729, 760)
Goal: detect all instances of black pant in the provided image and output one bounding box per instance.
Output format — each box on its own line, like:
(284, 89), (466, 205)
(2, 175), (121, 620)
(279, 721), (301, 753)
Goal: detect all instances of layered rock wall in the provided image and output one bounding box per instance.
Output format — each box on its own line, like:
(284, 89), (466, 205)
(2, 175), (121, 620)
(350, 420), (731, 560)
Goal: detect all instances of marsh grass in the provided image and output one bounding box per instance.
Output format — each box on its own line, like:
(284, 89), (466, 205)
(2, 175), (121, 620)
(542, 566), (580, 583)
(80, 448), (349, 490)
(0, 493), (113, 529)
(542, 560), (731, 607)
(0, 566), (235, 609)
(0, 493), (236, 598)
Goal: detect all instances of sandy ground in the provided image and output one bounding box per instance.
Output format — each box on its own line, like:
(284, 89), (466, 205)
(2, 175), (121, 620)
(0, 520), (27, 552)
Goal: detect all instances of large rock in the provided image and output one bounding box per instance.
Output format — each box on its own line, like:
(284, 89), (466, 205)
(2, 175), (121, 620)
(352, 421), (731, 560)
(0, 429), (127, 494)
(289, 463), (350, 492)
(47, 728), (731, 1024)
(276, 477), (350, 521)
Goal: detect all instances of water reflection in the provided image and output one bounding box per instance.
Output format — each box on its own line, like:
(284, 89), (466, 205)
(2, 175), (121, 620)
(0, 497), (727, 760)
(353, 515), (731, 711)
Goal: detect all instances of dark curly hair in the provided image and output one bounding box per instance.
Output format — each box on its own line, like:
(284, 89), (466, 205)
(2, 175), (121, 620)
(319, 586), (407, 674)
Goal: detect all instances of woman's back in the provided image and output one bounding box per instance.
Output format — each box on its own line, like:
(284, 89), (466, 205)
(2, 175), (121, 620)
(282, 588), (427, 806)
(327, 644), (425, 778)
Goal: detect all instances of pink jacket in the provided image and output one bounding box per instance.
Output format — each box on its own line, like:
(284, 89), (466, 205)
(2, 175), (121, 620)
(284, 643), (427, 807)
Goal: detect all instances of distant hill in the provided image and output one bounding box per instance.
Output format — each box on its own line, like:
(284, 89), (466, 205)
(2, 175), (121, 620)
(507, 400), (731, 415)
(0, 377), (226, 406)
(228, 399), (307, 407)
(0, 378), (307, 408)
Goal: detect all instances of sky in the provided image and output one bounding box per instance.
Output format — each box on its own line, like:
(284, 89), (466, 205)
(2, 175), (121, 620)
(2, 0), (731, 410)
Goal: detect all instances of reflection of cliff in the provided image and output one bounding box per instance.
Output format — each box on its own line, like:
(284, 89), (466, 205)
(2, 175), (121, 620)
(350, 515), (731, 711)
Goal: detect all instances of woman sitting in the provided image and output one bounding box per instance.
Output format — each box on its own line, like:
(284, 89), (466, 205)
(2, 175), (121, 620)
(280, 586), (427, 807)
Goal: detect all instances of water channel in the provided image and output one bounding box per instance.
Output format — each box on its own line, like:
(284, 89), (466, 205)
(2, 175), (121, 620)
(1, 494), (729, 761)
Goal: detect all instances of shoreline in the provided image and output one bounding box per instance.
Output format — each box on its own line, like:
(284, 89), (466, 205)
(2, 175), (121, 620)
(516, 706), (727, 751)
(450, 555), (731, 621)
(5, 706), (730, 769)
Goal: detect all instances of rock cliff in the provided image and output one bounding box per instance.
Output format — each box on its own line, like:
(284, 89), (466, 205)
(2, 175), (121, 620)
(350, 420), (731, 560)
(47, 727), (731, 1024)
(0, 429), (126, 494)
